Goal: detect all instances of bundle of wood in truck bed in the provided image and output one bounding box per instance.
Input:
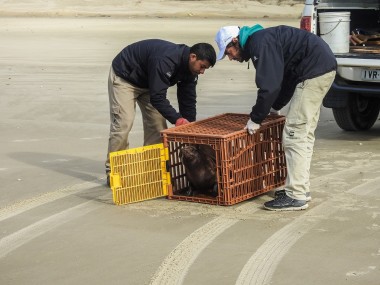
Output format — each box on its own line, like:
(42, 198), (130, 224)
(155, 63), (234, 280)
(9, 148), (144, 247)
(350, 28), (380, 54)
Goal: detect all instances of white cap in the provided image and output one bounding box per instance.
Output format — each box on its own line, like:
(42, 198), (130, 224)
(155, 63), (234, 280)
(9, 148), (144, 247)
(215, 26), (240, 60)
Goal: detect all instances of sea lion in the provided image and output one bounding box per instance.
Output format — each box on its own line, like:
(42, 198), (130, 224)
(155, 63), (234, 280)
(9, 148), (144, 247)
(179, 144), (218, 197)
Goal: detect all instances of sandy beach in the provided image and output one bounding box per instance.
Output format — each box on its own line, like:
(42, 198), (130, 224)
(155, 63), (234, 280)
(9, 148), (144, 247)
(0, 0), (304, 18)
(1, 1), (380, 285)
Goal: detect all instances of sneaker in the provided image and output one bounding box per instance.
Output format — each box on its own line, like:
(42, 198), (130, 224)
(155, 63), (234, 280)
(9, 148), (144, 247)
(274, 189), (311, 202)
(264, 194), (308, 211)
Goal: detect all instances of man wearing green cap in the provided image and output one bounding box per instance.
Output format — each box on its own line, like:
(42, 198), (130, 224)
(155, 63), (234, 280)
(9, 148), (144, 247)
(215, 25), (337, 211)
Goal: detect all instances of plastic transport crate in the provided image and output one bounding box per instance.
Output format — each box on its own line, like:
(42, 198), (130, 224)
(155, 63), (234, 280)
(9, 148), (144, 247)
(109, 113), (286, 206)
(109, 144), (171, 205)
(161, 113), (287, 206)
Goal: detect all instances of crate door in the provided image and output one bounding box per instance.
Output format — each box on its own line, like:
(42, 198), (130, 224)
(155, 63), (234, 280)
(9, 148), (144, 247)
(109, 143), (171, 205)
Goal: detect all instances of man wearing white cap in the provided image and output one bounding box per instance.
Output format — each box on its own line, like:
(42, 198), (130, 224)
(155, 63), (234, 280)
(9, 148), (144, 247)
(215, 25), (337, 211)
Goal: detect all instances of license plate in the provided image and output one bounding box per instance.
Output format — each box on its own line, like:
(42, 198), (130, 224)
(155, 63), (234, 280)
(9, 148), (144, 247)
(361, 69), (380, 81)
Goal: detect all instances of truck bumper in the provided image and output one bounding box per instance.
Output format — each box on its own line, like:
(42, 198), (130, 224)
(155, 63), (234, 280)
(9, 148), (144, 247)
(323, 74), (380, 108)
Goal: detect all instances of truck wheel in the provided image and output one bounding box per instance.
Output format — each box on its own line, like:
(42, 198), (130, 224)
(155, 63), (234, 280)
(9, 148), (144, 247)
(332, 94), (380, 131)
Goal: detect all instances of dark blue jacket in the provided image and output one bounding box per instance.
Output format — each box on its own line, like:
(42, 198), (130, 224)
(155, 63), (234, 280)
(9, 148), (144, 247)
(243, 25), (337, 124)
(112, 39), (198, 124)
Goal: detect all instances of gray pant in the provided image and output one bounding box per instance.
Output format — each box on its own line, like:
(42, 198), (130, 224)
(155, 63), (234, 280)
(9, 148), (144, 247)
(105, 67), (167, 175)
(284, 71), (336, 200)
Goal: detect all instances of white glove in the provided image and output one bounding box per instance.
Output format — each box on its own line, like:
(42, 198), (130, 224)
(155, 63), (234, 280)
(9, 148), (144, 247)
(269, 107), (280, 115)
(244, 119), (260, 135)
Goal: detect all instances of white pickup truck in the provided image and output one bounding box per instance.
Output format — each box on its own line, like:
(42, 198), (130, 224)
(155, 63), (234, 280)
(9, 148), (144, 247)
(300, 0), (380, 131)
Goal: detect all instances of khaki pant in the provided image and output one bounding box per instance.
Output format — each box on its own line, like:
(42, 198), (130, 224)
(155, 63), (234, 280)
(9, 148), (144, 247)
(283, 71), (336, 200)
(105, 67), (167, 175)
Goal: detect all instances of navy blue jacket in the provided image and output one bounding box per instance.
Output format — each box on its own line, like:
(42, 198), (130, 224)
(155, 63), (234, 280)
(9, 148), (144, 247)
(243, 25), (337, 124)
(112, 39), (198, 124)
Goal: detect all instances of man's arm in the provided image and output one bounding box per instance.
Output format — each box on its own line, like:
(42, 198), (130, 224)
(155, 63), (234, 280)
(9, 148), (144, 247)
(176, 77), (198, 122)
(250, 43), (284, 124)
(148, 60), (182, 124)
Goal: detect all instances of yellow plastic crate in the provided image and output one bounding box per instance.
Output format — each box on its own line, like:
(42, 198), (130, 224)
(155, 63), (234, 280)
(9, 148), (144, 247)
(109, 143), (171, 205)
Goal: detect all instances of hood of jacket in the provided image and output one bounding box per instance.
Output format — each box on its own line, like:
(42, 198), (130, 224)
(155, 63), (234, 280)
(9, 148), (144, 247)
(239, 24), (264, 49)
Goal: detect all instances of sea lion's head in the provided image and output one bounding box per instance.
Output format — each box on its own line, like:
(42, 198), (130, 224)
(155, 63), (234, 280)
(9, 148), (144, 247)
(180, 145), (202, 166)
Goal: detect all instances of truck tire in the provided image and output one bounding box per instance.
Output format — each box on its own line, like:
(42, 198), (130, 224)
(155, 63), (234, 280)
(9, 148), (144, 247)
(332, 94), (380, 131)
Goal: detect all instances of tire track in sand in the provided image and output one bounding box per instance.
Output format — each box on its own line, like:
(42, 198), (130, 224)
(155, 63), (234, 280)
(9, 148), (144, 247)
(0, 201), (103, 258)
(0, 180), (101, 222)
(150, 202), (262, 285)
(236, 165), (380, 285)
(150, 162), (380, 285)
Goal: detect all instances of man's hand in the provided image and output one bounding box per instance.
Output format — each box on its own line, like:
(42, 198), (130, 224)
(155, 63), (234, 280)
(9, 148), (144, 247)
(175, 117), (190, 126)
(244, 119), (260, 135)
(269, 108), (280, 115)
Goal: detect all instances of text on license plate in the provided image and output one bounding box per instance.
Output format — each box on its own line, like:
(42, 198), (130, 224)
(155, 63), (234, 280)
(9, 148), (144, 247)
(362, 69), (380, 81)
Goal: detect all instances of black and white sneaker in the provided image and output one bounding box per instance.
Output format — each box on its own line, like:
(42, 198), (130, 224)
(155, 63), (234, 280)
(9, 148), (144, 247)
(264, 194), (308, 211)
(274, 189), (311, 202)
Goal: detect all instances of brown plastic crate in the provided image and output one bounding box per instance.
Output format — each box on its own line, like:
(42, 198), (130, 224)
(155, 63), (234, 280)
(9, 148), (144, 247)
(160, 113), (287, 206)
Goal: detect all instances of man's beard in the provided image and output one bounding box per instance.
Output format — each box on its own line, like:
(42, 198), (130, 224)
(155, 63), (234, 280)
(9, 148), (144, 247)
(235, 46), (249, 63)
(233, 50), (244, 62)
(240, 49), (250, 63)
